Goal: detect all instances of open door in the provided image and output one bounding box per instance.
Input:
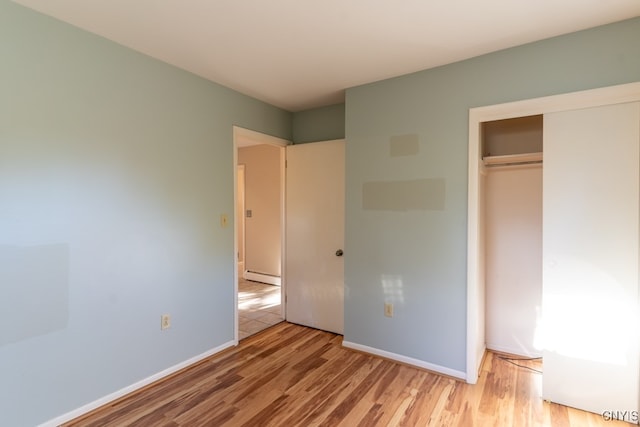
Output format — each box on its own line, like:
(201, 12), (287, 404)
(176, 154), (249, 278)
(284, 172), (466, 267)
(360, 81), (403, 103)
(285, 140), (345, 334)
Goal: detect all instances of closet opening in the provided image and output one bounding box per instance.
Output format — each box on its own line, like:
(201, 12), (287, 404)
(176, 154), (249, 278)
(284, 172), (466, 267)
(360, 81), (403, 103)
(481, 115), (543, 360)
(467, 83), (640, 417)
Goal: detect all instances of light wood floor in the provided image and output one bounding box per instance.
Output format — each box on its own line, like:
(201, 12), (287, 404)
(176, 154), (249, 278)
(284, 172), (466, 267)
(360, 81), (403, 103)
(65, 322), (630, 426)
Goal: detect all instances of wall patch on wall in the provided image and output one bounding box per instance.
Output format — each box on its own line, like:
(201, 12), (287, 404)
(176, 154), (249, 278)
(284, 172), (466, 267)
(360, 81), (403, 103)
(390, 134), (419, 157)
(362, 179), (445, 211)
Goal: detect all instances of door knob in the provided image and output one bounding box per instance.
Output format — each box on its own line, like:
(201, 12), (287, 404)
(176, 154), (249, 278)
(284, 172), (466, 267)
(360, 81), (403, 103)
(335, 249), (344, 257)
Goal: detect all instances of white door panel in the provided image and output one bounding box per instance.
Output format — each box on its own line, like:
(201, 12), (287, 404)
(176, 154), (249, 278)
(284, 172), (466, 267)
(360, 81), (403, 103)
(542, 102), (640, 418)
(286, 140), (344, 334)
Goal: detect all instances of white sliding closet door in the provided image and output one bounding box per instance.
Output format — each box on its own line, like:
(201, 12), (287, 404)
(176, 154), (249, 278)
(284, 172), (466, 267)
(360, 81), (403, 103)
(542, 102), (640, 419)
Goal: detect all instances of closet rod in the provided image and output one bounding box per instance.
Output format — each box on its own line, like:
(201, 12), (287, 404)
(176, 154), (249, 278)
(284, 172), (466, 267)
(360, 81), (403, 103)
(483, 152), (543, 167)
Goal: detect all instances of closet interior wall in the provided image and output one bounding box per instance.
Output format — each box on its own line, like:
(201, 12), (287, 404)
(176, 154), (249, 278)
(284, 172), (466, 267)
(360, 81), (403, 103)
(483, 115), (543, 357)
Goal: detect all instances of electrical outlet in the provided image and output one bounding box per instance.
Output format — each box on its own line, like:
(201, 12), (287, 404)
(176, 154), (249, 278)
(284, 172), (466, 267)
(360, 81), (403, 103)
(384, 302), (393, 318)
(161, 314), (171, 330)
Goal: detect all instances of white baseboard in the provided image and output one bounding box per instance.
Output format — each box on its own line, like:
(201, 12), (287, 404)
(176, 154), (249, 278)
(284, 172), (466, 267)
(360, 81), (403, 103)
(342, 340), (466, 380)
(486, 342), (542, 358)
(244, 271), (281, 286)
(39, 340), (235, 427)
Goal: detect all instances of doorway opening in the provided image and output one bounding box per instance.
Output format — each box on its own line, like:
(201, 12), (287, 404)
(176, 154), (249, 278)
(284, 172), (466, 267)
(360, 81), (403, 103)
(233, 127), (288, 341)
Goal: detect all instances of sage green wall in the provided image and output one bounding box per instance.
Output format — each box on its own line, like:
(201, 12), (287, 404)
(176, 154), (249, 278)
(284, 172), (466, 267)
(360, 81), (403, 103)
(292, 103), (345, 143)
(344, 17), (640, 373)
(0, 1), (290, 426)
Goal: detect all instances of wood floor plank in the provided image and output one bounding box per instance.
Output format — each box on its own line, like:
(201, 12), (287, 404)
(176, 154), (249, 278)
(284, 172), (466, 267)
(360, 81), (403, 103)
(398, 374), (443, 426)
(549, 402), (571, 427)
(64, 322), (627, 427)
(278, 352), (372, 425)
(372, 365), (432, 426)
(320, 359), (392, 425)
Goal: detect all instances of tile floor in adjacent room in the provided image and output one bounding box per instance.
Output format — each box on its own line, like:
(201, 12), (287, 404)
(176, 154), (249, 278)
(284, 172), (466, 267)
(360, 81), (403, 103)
(238, 278), (283, 340)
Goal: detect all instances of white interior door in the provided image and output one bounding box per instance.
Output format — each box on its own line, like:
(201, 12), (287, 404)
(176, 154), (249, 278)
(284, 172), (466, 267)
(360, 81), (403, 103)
(542, 102), (640, 418)
(286, 139), (344, 334)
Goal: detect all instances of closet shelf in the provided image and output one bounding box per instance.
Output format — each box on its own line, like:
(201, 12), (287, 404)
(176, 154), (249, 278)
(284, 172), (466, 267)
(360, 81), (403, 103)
(483, 152), (543, 167)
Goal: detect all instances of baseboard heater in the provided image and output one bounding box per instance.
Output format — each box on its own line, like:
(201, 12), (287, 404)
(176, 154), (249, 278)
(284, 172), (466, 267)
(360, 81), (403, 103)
(244, 270), (281, 286)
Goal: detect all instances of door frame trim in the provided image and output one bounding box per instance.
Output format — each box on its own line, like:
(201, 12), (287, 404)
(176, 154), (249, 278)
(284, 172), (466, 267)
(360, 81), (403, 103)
(237, 164), (246, 280)
(233, 126), (289, 344)
(466, 81), (640, 383)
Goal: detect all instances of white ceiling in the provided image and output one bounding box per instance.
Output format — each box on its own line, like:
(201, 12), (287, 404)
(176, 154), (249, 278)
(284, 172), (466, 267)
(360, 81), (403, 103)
(12, 0), (640, 112)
